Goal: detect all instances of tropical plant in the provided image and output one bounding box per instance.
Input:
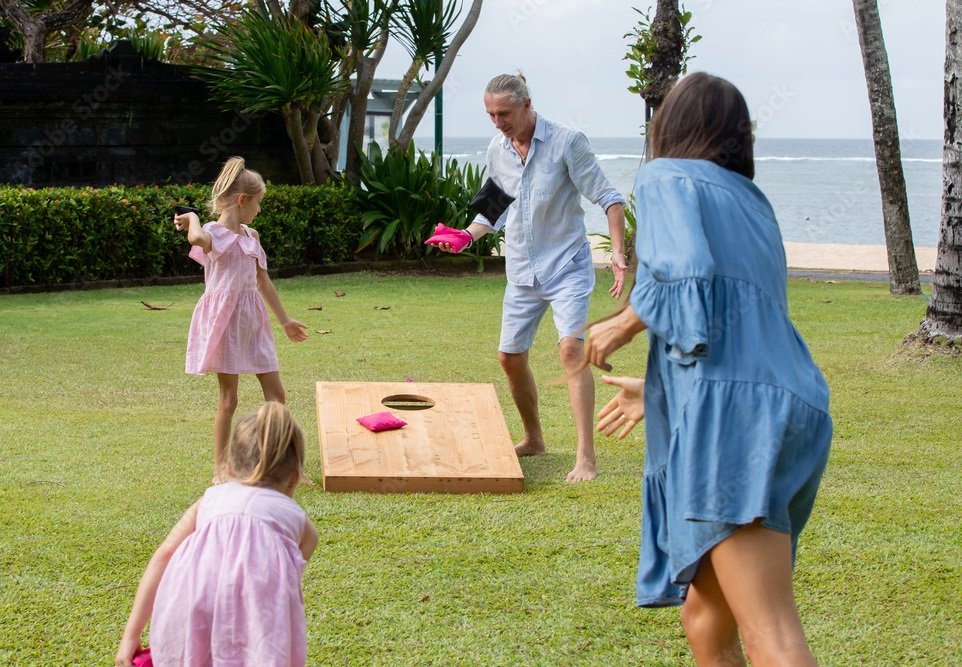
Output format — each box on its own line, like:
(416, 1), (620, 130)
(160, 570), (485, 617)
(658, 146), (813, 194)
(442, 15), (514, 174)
(356, 141), (498, 264)
(197, 9), (346, 185)
(0, 0), (94, 62)
(387, 0), (459, 145)
(624, 1), (699, 123)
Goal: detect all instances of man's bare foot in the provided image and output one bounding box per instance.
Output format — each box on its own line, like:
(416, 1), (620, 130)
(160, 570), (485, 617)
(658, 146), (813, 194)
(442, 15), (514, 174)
(565, 459), (598, 482)
(514, 438), (546, 457)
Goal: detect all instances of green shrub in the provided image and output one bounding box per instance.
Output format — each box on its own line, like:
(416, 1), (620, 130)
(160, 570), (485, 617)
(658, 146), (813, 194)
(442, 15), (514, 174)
(356, 142), (504, 263)
(0, 182), (363, 288)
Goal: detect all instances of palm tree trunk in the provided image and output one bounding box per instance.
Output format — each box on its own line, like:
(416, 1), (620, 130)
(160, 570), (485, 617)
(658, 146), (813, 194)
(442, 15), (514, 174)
(344, 14), (393, 185)
(918, 0), (962, 339)
(853, 0), (921, 295)
(396, 0), (483, 150)
(389, 58), (422, 147)
(282, 105), (316, 184)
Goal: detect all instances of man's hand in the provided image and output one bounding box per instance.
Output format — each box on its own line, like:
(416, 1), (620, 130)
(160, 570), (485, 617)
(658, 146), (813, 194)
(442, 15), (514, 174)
(609, 252), (628, 299)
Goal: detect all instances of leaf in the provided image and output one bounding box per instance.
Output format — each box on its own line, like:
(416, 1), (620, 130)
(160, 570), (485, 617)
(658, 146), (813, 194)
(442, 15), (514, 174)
(140, 301), (173, 310)
(374, 305), (391, 310)
(315, 329), (333, 335)
(334, 290), (346, 297)
(307, 304), (324, 311)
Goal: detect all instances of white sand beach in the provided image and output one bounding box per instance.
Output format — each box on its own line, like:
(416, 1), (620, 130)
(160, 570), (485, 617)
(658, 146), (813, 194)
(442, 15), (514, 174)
(590, 239), (937, 273)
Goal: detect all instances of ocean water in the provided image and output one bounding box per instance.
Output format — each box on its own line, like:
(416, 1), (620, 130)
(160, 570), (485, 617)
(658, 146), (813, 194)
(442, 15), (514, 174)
(421, 136), (943, 247)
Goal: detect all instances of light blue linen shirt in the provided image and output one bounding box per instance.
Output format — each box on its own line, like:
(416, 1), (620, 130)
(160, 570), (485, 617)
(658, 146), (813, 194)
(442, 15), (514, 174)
(473, 114), (624, 286)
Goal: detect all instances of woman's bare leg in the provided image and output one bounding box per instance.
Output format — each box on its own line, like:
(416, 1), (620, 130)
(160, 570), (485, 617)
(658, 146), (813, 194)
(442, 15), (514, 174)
(706, 521), (816, 666)
(682, 557), (746, 666)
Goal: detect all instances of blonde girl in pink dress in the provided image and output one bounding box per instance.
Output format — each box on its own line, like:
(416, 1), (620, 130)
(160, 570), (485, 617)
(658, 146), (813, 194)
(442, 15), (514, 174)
(174, 157), (308, 475)
(115, 402), (319, 667)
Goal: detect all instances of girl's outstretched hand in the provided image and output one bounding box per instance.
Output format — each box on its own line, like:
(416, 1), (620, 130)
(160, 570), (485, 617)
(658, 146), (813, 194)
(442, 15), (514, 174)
(173, 211), (199, 232)
(114, 636), (141, 666)
(597, 375), (646, 439)
(283, 319), (309, 342)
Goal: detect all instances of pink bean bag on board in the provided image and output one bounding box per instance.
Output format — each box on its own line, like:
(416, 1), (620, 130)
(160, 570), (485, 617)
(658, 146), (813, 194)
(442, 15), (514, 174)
(357, 412), (407, 432)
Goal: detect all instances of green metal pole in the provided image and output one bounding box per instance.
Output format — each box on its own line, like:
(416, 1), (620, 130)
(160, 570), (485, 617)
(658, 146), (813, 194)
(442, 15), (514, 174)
(434, 50), (443, 161)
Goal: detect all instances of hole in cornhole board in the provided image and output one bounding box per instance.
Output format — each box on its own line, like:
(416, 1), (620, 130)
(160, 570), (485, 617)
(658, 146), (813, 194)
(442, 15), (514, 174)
(381, 394), (435, 411)
(317, 381), (523, 494)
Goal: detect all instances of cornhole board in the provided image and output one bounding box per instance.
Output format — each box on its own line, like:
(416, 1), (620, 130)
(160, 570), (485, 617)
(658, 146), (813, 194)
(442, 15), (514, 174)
(316, 381), (523, 494)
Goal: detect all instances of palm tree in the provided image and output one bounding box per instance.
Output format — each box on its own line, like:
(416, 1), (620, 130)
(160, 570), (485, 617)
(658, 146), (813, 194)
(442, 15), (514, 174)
(393, 0), (481, 152)
(387, 0), (459, 147)
(199, 10), (346, 184)
(852, 0), (921, 295)
(915, 0), (962, 341)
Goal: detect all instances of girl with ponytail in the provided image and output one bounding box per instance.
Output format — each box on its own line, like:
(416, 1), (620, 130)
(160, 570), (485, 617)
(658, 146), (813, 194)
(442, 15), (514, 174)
(116, 402), (318, 667)
(173, 157), (308, 478)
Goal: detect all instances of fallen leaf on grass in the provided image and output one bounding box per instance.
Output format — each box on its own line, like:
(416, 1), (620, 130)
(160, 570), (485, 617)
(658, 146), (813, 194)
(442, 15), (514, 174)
(334, 290), (346, 297)
(824, 280), (838, 284)
(141, 301), (173, 310)
(315, 329), (333, 335)
(307, 304), (323, 311)
(419, 594), (430, 602)
(374, 305), (391, 310)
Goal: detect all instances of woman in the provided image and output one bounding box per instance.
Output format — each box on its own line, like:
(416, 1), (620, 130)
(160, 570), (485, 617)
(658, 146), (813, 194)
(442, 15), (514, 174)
(586, 72), (831, 665)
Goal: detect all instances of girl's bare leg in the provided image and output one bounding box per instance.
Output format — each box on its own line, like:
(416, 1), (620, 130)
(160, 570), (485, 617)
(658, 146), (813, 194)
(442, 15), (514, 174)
(256, 371), (313, 484)
(682, 558), (746, 666)
(214, 373), (240, 479)
(706, 521), (817, 666)
(255, 371), (286, 404)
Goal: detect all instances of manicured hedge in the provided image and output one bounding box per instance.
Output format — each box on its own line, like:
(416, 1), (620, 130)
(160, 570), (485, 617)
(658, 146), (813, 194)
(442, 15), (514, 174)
(0, 182), (363, 288)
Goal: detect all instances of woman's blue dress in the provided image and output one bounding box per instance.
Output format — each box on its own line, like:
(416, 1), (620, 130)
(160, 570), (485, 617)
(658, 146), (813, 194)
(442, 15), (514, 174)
(629, 158), (832, 607)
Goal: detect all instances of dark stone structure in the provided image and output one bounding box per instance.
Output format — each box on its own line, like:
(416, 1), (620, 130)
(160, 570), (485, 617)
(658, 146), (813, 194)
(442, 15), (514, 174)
(0, 41), (300, 186)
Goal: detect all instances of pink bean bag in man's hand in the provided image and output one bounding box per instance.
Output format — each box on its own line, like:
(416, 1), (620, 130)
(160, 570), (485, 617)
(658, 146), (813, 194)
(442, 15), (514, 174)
(424, 223), (473, 253)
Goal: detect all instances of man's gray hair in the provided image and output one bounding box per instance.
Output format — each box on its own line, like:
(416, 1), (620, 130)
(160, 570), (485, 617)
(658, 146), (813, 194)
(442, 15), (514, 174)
(485, 73), (530, 104)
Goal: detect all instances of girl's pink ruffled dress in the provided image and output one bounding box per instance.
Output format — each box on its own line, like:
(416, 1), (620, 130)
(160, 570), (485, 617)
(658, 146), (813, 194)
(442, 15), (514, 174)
(186, 223), (278, 375)
(149, 482), (309, 666)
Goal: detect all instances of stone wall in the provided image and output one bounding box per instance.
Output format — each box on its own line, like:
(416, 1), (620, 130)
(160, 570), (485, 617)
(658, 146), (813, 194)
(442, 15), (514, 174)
(0, 41), (300, 187)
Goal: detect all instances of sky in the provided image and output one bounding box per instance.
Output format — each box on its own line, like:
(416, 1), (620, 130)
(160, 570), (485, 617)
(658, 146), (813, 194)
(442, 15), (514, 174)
(377, 0), (948, 140)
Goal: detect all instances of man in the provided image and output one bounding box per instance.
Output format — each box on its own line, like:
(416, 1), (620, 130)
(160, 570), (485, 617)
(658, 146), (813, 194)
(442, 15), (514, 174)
(442, 73), (627, 482)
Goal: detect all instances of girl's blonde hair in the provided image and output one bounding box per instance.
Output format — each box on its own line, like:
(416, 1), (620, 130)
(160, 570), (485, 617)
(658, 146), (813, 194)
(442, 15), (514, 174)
(227, 402), (305, 488)
(210, 156), (265, 214)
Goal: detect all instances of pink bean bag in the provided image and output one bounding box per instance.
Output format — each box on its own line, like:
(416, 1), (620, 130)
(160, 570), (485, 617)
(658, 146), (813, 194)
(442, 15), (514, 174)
(424, 223), (473, 253)
(357, 412), (407, 432)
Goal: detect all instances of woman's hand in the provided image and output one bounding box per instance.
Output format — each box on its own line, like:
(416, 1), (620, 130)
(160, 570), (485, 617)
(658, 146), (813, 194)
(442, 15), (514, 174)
(585, 306), (647, 371)
(282, 320), (309, 342)
(596, 375), (646, 439)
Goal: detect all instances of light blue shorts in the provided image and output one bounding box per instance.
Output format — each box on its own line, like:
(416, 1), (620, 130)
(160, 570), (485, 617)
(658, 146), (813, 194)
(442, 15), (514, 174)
(499, 243), (596, 354)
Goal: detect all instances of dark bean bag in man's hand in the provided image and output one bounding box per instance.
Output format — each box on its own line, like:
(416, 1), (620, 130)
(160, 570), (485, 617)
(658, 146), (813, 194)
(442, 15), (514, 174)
(469, 178), (515, 223)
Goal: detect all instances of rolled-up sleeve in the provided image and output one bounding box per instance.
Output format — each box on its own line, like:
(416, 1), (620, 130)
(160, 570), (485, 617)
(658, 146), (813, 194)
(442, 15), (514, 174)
(629, 174), (714, 364)
(565, 131), (625, 211)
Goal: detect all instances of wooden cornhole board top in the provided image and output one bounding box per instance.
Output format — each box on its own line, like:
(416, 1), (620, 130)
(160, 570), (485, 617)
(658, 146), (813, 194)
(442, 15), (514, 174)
(316, 381), (524, 494)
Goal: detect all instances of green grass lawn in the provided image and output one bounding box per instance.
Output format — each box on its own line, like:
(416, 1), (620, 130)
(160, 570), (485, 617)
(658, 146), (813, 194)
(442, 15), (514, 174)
(0, 270), (959, 665)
